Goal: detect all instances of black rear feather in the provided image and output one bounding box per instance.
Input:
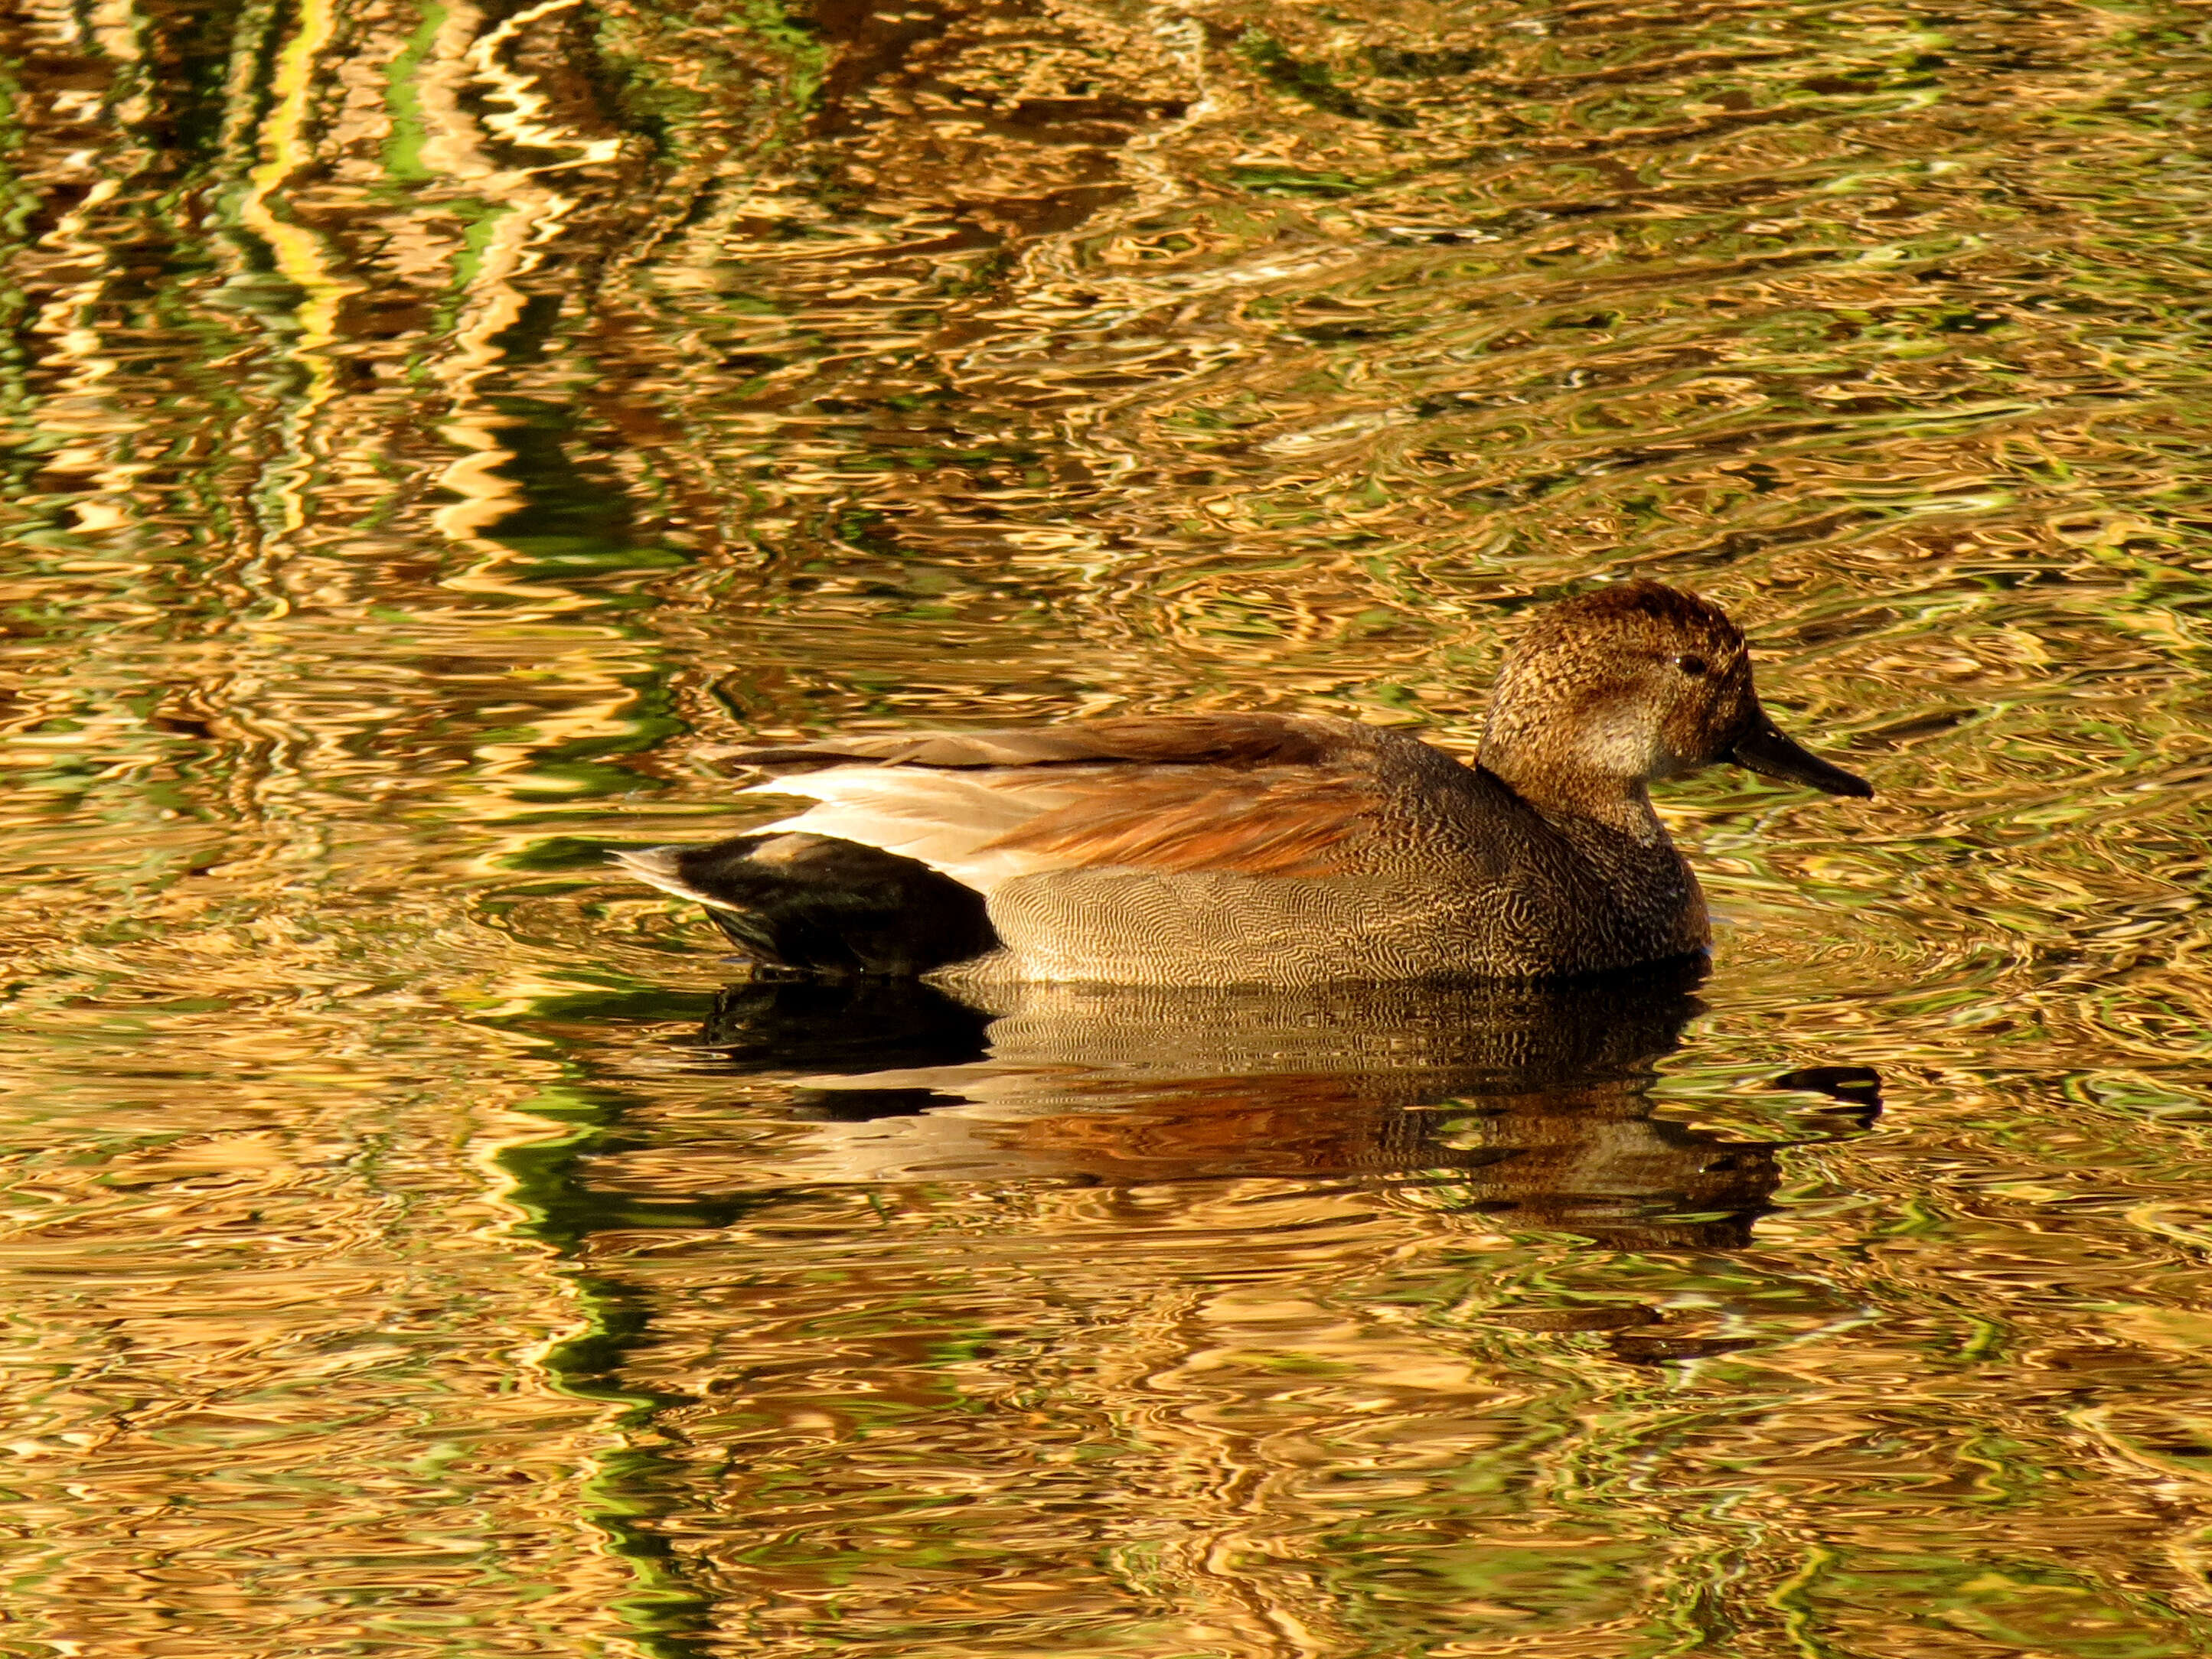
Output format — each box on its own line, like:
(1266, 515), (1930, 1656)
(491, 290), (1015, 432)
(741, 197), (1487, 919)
(615, 832), (997, 976)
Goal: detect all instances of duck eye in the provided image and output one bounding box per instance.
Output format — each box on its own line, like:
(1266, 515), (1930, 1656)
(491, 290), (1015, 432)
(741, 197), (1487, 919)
(1674, 654), (1709, 677)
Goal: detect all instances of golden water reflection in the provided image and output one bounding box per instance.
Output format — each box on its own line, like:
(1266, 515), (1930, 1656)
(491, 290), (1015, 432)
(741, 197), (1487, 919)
(8, 0), (2212, 1649)
(555, 976), (2199, 1656)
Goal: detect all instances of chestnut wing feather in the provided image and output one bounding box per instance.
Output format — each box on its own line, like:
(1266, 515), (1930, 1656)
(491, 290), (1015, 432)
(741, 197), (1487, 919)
(735, 715), (1399, 891)
(984, 767), (1381, 878)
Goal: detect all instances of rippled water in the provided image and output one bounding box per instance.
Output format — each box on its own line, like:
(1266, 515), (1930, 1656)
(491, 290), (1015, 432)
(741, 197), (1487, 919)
(8, 0), (2212, 1651)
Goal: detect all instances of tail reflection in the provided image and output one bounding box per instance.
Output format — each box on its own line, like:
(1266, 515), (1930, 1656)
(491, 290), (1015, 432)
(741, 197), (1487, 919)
(687, 966), (1878, 1253)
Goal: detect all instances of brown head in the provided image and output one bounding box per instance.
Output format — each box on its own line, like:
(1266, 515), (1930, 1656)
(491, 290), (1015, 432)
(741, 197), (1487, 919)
(1478, 581), (1871, 831)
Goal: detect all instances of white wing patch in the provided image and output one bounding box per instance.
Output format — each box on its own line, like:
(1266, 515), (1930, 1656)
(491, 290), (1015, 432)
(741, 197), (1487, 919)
(745, 767), (1092, 893)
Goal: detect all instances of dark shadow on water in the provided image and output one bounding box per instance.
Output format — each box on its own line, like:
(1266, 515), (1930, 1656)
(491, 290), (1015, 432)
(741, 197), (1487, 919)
(673, 962), (1882, 1254)
(696, 976), (995, 1080)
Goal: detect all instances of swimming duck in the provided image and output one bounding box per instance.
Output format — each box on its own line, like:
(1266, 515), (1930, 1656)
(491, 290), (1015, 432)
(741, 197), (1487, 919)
(616, 580), (1870, 985)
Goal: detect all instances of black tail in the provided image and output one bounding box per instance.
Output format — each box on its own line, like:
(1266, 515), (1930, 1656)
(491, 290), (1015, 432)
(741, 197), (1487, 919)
(612, 833), (997, 976)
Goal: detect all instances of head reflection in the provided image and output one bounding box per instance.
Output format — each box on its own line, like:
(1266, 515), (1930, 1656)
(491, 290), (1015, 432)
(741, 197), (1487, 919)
(696, 963), (1856, 1253)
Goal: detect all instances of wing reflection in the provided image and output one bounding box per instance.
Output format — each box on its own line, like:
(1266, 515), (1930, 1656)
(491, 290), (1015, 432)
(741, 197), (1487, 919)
(682, 966), (1878, 1253)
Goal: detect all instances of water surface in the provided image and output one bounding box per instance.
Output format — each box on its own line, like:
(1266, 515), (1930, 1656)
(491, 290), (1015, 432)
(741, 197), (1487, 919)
(7, 0), (2212, 1652)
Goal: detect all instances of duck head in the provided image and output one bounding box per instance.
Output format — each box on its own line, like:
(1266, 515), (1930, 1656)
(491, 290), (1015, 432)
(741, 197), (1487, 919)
(1479, 580), (1871, 831)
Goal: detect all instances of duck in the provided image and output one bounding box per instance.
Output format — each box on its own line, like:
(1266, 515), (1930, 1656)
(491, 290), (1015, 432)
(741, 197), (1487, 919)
(614, 580), (1871, 986)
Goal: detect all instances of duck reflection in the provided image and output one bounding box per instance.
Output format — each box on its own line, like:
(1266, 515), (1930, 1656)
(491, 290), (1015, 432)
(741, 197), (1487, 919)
(690, 966), (1878, 1253)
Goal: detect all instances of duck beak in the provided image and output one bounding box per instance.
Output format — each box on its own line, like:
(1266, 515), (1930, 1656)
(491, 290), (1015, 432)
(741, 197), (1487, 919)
(1727, 710), (1873, 799)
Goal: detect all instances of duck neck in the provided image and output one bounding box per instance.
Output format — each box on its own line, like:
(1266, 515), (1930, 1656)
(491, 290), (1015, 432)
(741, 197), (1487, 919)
(1480, 748), (1669, 844)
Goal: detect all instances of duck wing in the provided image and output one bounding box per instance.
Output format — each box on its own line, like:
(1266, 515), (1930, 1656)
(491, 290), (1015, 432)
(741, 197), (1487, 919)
(722, 714), (1408, 894)
(723, 713), (1360, 772)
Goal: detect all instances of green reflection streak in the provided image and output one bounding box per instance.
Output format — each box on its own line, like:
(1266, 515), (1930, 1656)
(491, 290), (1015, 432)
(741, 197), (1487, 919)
(499, 1074), (759, 1659)
(383, 5), (445, 186)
